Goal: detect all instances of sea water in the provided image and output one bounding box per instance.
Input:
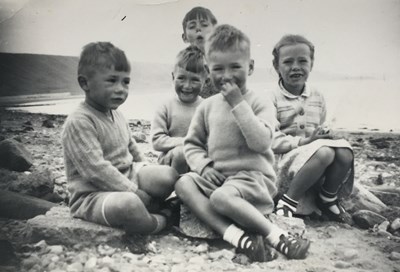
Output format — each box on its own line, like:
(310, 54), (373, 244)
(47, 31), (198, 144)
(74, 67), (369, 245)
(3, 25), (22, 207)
(5, 79), (400, 132)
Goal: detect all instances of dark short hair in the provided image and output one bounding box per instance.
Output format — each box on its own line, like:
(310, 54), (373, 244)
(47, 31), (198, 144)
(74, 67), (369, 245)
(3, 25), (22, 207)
(205, 24), (251, 58)
(78, 42), (130, 78)
(175, 45), (207, 75)
(272, 34), (315, 70)
(182, 6), (217, 32)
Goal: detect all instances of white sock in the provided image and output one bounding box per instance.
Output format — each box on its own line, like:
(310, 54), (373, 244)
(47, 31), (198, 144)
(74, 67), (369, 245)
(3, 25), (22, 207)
(319, 193), (340, 214)
(223, 224), (245, 248)
(266, 225), (287, 247)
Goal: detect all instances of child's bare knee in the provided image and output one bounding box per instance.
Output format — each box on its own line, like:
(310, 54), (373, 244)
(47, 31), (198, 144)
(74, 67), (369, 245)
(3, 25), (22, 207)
(315, 146), (335, 165)
(210, 189), (229, 212)
(335, 148), (353, 166)
(175, 176), (192, 201)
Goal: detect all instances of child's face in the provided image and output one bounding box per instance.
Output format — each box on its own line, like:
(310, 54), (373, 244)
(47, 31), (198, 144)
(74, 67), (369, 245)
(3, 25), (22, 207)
(83, 67), (130, 112)
(276, 43), (313, 93)
(173, 67), (205, 103)
(207, 49), (253, 94)
(183, 16), (215, 51)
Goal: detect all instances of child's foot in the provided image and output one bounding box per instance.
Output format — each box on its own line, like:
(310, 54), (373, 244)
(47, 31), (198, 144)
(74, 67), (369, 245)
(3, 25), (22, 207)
(316, 197), (353, 225)
(274, 233), (310, 260)
(236, 234), (268, 262)
(158, 197), (181, 228)
(274, 194), (298, 217)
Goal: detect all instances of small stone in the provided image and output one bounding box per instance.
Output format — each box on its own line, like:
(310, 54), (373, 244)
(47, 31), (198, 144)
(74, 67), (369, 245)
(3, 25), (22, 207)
(193, 243), (208, 253)
(21, 254), (41, 270)
(390, 218), (400, 231)
(84, 257), (97, 269)
(389, 251), (400, 261)
(208, 249), (235, 261)
(343, 249), (358, 261)
(378, 220), (390, 231)
(48, 245), (64, 254)
(50, 255), (60, 262)
(100, 256), (114, 266)
(334, 260), (351, 269)
(66, 262), (83, 272)
(188, 255), (205, 264)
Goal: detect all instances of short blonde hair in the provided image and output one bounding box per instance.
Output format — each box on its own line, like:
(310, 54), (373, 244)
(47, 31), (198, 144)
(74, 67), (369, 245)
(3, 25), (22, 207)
(205, 24), (251, 59)
(174, 45), (207, 75)
(78, 42), (130, 78)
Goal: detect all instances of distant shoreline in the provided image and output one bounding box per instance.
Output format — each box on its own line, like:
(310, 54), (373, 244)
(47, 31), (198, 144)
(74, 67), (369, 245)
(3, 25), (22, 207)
(0, 93), (83, 107)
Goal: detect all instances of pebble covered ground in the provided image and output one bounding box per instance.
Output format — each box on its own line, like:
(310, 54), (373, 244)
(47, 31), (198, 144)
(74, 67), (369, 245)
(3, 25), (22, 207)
(1, 109), (400, 272)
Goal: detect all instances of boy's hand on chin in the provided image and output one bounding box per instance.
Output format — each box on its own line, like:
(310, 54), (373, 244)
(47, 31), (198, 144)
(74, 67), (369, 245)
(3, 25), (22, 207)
(221, 82), (243, 108)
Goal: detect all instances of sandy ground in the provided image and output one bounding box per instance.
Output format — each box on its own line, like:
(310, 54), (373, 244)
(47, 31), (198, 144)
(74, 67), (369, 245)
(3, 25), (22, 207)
(0, 109), (400, 272)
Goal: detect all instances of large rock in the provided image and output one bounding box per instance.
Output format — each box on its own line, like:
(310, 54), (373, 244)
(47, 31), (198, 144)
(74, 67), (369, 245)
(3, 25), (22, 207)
(7, 166), (55, 198)
(179, 205), (219, 239)
(0, 139), (33, 172)
(294, 182), (388, 216)
(368, 186), (400, 207)
(26, 206), (131, 248)
(352, 210), (387, 229)
(341, 182), (388, 214)
(0, 190), (56, 219)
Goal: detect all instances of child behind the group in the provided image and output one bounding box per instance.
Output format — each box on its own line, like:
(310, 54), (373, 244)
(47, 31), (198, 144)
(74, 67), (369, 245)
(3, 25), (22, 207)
(175, 25), (310, 262)
(62, 42), (179, 235)
(151, 45), (207, 174)
(270, 35), (354, 224)
(181, 6), (218, 98)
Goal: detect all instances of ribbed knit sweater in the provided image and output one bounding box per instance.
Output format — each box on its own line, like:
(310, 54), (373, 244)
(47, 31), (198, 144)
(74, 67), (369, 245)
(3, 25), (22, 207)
(62, 102), (145, 207)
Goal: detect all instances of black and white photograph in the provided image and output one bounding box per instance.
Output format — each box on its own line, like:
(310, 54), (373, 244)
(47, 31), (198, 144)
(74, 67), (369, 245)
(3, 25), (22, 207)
(1, 0), (399, 271)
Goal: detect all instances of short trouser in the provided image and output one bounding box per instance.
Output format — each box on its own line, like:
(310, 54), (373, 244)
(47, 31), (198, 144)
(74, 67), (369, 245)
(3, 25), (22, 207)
(184, 170), (277, 215)
(71, 162), (147, 227)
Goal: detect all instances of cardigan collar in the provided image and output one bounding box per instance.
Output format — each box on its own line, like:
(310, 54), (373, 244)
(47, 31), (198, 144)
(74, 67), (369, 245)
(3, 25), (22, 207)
(278, 79), (311, 99)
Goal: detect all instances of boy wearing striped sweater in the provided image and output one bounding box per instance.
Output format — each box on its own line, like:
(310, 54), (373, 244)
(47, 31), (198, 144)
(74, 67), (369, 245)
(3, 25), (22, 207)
(62, 42), (178, 234)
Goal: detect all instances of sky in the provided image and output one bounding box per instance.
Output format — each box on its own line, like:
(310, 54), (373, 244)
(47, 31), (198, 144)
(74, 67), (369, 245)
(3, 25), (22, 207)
(0, 0), (399, 79)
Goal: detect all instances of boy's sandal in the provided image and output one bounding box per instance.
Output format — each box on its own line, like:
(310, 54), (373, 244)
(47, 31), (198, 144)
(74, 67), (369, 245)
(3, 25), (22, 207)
(275, 233), (310, 260)
(157, 197), (182, 228)
(274, 204), (295, 218)
(316, 197), (353, 225)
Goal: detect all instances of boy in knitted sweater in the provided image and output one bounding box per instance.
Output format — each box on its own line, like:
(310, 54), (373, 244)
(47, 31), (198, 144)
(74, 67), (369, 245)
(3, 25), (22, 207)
(62, 42), (179, 234)
(151, 46), (207, 174)
(175, 25), (310, 262)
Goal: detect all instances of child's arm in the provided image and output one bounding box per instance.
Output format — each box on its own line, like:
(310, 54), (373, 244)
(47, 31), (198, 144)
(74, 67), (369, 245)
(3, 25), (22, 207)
(151, 104), (184, 152)
(222, 82), (275, 153)
(63, 119), (138, 192)
(184, 105), (213, 175)
(128, 131), (146, 162)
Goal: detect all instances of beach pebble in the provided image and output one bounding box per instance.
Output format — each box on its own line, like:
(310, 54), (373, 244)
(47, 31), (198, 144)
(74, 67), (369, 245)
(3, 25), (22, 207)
(48, 245), (63, 254)
(389, 251), (400, 261)
(343, 249), (358, 261)
(390, 218), (400, 231)
(334, 260), (352, 269)
(66, 262), (83, 272)
(84, 257), (97, 269)
(193, 243), (208, 253)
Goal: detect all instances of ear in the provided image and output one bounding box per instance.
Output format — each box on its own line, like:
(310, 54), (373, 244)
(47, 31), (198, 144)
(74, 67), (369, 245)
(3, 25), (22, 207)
(248, 59), (255, 76)
(171, 72), (175, 81)
(182, 33), (188, 43)
(78, 75), (89, 92)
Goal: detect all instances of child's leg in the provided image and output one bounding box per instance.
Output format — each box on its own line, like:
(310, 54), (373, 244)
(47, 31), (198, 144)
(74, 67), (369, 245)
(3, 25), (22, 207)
(175, 175), (231, 234)
(210, 186), (310, 259)
(175, 176), (267, 262)
(137, 165), (178, 199)
(103, 192), (167, 234)
(170, 146), (189, 174)
(276, 146), (335, 216)
(316, 148), (353, 223)
(321, 148), (353, 194)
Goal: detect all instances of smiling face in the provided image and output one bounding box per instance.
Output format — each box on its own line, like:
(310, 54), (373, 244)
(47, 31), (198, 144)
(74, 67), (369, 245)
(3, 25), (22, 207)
(275, 43), (313, 95)
(173, 67), (205, 104)
(81, 67), (131, 112)
(183, 16), (215, 52)
(207, 49), (253, 94)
